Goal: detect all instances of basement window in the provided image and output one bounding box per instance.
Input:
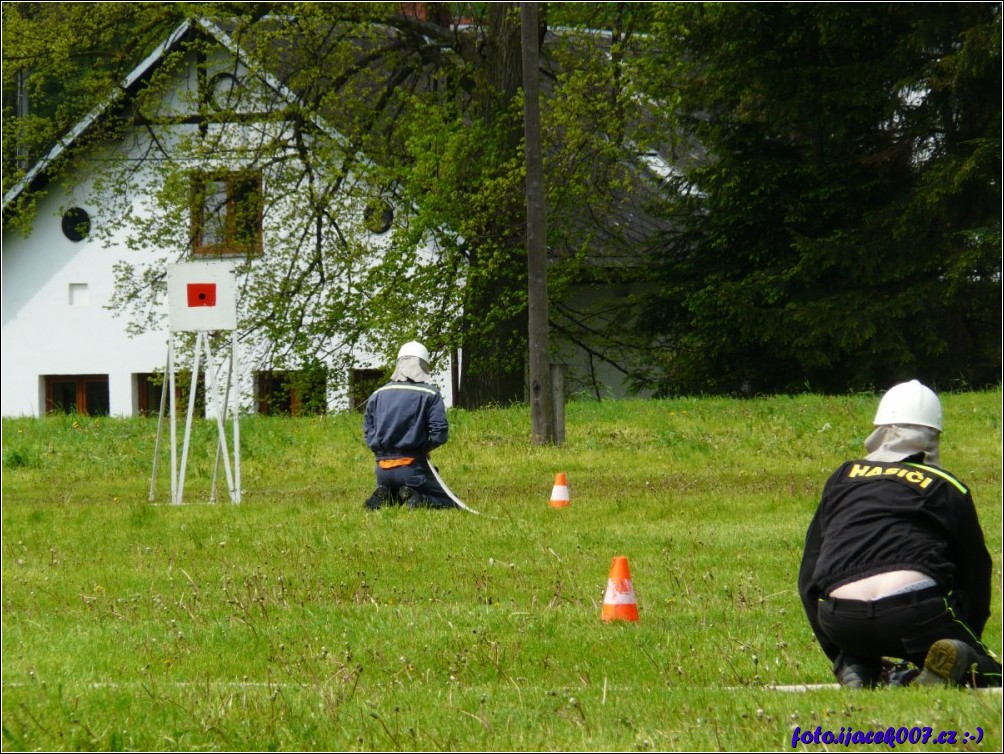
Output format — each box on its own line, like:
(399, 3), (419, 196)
(348, 368), (385, 413)
(256, 369), (327, 416)
(44, 375), (109, 416)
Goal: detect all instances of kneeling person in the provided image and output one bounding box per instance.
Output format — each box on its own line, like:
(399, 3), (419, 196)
(363, 341), (458, 510)
(798, 380), (1001, 688)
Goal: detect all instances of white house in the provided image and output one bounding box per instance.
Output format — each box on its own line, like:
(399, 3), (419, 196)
(2, 18), (457, 418)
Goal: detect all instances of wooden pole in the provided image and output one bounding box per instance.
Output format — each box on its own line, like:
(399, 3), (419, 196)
(521, 1), (554, 445)
(551, 362), (567, 446)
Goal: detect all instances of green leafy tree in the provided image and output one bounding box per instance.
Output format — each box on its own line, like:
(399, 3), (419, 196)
(4, 2), (666, 408)
(2, 2), (184, 225)
(639, 2), (1001, 395)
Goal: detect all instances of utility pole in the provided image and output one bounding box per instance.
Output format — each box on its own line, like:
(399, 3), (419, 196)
(521, 1), (555, 445)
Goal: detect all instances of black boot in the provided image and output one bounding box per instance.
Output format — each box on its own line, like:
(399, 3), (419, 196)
(398, 487), (426, 509)
(835, 658), (880, 689)
(914, 640), (976, 687)
(364, 486), (391, 510)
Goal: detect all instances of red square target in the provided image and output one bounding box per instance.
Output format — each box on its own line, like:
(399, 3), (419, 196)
(187, 283), (217, 308)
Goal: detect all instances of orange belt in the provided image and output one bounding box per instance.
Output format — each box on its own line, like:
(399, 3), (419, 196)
(378, 458), (415, 470)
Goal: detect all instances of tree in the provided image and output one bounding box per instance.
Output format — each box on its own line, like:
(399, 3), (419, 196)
(1, 2), (184, 225)
(638, 2), (1001, 395)
(3, 2), (667, 408)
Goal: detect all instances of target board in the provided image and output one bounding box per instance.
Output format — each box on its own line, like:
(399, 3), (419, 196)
(166, 261), (238, 332)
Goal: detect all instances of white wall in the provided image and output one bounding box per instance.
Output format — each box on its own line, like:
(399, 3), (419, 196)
(0, 178), (456, 417)
(2, 180), (174, 416)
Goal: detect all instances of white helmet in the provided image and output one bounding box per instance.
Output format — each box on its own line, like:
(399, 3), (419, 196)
(397, 341), (430, 362)
(873, 380), (942, 431)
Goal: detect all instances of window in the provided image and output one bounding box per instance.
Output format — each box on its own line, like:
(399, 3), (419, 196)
(363, 199), (394, 234)
(61, 207), (91, 241)
(68, 283), (89, 306)
(256, 369), (327, 416)
(206, 72), (243, 111)
(348, 368), (385, 413)
(135, 372), (204, 417)
(136, 373), (163, 417)
(44, 375), (109, 416)
(191, 172), (263, 256)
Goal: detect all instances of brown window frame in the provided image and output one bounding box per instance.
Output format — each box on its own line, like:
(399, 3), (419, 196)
(255, 369), (328, 416)
(44, 375), (110, 416)
(136, 373), (163, 417)
(348, 368), (385, 413)
(135, 371), (205, 417)
(191, 171), (263, 257)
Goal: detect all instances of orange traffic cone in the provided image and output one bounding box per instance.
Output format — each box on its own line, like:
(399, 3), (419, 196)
(549, 473), (570, 508)
(601, 556), (639, 622)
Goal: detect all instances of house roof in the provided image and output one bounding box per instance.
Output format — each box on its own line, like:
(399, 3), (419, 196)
(5, 12), (683, 276)
(3, 20), (194, 212)
(2, 15), (388, 218)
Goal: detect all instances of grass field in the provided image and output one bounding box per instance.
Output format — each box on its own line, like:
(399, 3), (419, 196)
(2, 389), (1002, 751)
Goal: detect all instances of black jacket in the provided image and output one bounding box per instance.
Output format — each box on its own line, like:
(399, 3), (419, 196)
(363, 380), (448, 460)
(798, 455), (992, 661)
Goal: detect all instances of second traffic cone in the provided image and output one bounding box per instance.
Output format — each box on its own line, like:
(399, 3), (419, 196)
(601, 556), (639, 622)
(549, 473), (570, 508)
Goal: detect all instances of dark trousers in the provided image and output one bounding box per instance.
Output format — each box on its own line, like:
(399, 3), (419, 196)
(818, 587), (1002, 687)
(374, 457), (456, 509)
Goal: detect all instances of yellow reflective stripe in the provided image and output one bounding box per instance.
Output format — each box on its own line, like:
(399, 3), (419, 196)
(904, 463), (968, 495)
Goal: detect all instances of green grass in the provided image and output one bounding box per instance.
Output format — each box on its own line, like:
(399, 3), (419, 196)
(3, 390), (1002, 751)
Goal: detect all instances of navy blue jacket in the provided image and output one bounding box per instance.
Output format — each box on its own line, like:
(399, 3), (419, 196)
(363, 380), (448, 460)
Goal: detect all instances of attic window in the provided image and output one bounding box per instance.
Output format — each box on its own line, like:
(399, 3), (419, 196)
(191, 172), (263, 256)
(61, 207), (91, 242)
(363, 199), (393, 234)
(207, 72), (242, 111)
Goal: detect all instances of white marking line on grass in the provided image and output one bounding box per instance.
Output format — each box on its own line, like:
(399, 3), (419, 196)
(146, 503), (225, 507)
(3, 681), (314, 690)
(724, 684), (842, 692)
(765, 684), (840, 692)
(6, 680), (1001, 694)
(740, 684), (1002, 694)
